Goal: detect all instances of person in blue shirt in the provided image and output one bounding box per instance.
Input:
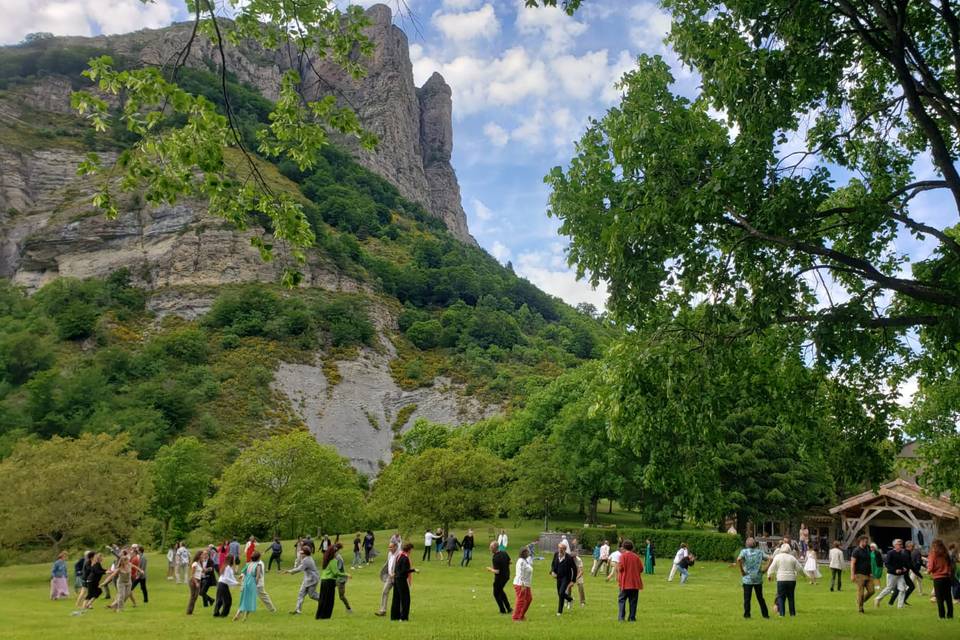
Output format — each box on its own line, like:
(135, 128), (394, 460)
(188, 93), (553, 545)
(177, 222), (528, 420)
(737, 537), (769, 619)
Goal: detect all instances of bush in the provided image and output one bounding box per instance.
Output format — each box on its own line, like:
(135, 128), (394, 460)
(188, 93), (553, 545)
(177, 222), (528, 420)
(405, 319), (441, 349)
(577, 526), (743, 561)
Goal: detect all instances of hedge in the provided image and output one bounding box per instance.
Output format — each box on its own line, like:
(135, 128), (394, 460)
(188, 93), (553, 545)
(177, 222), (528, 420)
(577, 527), (743, 562)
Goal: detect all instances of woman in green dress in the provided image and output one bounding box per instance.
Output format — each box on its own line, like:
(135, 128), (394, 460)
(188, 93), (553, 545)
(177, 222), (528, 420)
(869, 543), (884, 588)
(644, 539), (655, 575)
(232, 551), (260, 621)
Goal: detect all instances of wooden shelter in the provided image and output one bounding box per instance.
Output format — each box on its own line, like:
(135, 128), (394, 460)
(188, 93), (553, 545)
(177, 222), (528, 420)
(830, 479), (960, 549)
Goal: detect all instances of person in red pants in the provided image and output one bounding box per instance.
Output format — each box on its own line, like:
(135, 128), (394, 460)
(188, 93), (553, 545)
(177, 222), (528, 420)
(512, 548), (533, 621)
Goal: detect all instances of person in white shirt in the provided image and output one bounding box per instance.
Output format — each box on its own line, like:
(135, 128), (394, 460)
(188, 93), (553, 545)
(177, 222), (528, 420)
(512, 548), (533, 621)
(605, 546), (623, 581)
(668, 543), (688, 581)
(593, 540), (611, 577)
(497, 529), (509, 551)
(175, 542), (190, 585)
(213, 554), (239, 617)
(375, 542), (399, 616)
(766, 544), (805, 617)
(423, 530), (435, 561)
(828, 540), (845, 592)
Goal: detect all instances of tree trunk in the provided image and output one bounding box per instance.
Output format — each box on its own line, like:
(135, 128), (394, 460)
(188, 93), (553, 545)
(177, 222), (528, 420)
(578, 499), (585, 516)
(608, 500), (613, 514)
(160, 518), (171, 551)
(736, 512), (748, 537)
(587, 497), (599, 525)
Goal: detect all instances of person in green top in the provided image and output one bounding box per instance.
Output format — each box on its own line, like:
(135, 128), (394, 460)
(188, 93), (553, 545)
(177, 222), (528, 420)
(644, 539), (655, 575)
(869, 543), (884, 587)
(736, 537), (770, 619)
(315, 544), (350, 619)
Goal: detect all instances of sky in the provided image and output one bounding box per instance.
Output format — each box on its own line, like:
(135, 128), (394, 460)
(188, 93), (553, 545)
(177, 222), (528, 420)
(0, 0), (951, 322)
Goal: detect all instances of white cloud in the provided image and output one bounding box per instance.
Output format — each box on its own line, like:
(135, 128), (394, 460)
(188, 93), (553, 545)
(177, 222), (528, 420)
(432, 4), (500, 42)
(515, 0), (588, 54)
(0, 0), (179, 44)
(515, 248), (608, 309)
(411, 46), (549, 115)
(490, 240), (512, 263)
(628, 4), (672, 52)
(551, 49), (619, 101)
(511, 110), (545, 146)
(473, 198), (495, 221)
(483, 122), (509, 146)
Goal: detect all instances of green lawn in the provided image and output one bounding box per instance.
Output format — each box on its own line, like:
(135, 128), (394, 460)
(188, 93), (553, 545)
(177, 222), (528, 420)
(1, 520), (955, 640)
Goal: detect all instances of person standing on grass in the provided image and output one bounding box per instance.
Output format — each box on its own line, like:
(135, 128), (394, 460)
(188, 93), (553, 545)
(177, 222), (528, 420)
(487, 541), (513, 614)
(229, 538), (241, 568)
(677, 552), (695, 584)
(445, 531), (460, 566)
(333, 545), (353, 614)
(850, 535), (875, 613)
(591, 541), (601, 576)
(668, 543), (688, 581)
(828, 540), (844, 592)
(376, 541), (399, 616)
(316, 544), (344, 619)
(81, 553), (107, 610)
(248, 550), (276, 612)
(423, 529), (434, 562)
(606, 543), (623, 581)
(363, 530), (375, 564)
(244, 536), (257, 565)
(186, 549), (205, 614)
(436, 528), (446, 561)
(948, 543), (960, 601)
(167, 544), (176, 581)
(352, 533), (363, 569)
(232, 550), (260, 622)
(74, 552), (92, 607)
(550, 542), (577, 615)
(175, 541), (191, 585)
(268, 537), (283, 572)
(593, 540), (610, 577)
(285, 546), (320, 614)
(803, 547), (821, 585)
(927, 539), (954, 620)
(737, 537), (769, 619)
(104, 550), (141, 612)
(200, 547), (218, 608)
(874, 539), (909, 609)
(131, 545), (148, 604)
(497, 529), (509, 552)
(799, 523), (810, 556)
(50, 552), (69, 600)
(461, 529), (475, 567)
(767, 543), (803, 617)
(568, 547), (586, 607)
(616, 539), (644, 622)
(890, 540), (922, 605)
(512, 547), (534, 621)
(212, 554), (238, 617)
(391, 542), (417, 621)
(644, 539), (655, 575)
(869, 542), (884, 589)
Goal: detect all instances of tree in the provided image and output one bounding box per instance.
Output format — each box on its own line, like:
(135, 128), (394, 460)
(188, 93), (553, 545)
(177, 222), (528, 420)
(369, 447), (509, 534)
(508, 438), (570, 531)
(204, 431), (363, 537)
(150, 437), (215, 549)
(594, 307), (891, 531)
(542, 0), (960, 492)
(398, 419), (452, 455)
(0, 433), (148, 551)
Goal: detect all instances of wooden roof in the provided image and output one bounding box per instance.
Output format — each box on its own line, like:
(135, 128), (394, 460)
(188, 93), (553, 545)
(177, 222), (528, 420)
(829, 479), (960, 520)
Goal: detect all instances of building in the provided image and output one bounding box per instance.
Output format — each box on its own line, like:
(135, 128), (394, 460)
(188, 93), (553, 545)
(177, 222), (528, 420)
(829, 478), (960, 549)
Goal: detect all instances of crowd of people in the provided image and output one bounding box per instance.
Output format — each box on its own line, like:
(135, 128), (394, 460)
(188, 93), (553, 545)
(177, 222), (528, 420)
(47, 527), (960, 625)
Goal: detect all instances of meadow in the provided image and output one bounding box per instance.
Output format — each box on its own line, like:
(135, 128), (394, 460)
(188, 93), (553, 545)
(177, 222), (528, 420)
(0, 520), (955, 640)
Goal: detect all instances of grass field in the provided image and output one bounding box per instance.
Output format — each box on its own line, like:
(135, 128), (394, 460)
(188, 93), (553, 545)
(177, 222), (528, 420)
(0, 519), (955, 639)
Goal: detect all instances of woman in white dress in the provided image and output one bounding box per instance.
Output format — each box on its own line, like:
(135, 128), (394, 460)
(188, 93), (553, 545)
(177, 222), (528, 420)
(803, 548), (821, 585)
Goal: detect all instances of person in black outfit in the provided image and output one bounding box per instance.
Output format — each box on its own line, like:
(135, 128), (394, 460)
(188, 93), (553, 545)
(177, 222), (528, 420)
(461, 530), (475, 567)
(81, 553), (107, 609)
(391, 542), (417, 620)
(200, 546), (218, 607)
(550, 543), (577, 615)
(485, 541), (512, 614)
(363, 531), (375, 564)
(889, 541), (922, 606)
(316, 544), (340, 619)
(266, 537), (282, 572)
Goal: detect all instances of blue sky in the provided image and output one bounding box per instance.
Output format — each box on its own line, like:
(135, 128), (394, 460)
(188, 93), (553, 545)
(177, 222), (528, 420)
(0, 0), (951, 318)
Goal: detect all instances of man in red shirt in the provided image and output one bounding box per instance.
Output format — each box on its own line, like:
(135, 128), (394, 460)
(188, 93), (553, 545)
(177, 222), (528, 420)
(617, 539), (644, 621)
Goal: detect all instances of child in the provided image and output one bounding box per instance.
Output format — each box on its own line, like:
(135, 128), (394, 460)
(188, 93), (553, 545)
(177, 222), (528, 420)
(677, 553), (696, 584)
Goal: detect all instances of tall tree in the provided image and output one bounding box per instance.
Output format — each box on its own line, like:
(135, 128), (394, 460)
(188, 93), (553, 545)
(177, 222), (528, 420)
(540, 0), (960, 491)
(204, 431), (363, 537)
(0, 433), (148, 551)
(368, 447), (509, 535)
(508, 438), (571, 531)
(150, 436), (214, 549)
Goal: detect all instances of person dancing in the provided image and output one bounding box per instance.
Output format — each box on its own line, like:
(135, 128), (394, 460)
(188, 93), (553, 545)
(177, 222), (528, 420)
(390, 542), (417, 621)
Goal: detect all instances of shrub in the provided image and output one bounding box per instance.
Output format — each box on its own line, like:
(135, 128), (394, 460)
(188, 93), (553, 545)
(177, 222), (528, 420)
(405, 320), (441, 349)
(577, 526), (743, 562)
